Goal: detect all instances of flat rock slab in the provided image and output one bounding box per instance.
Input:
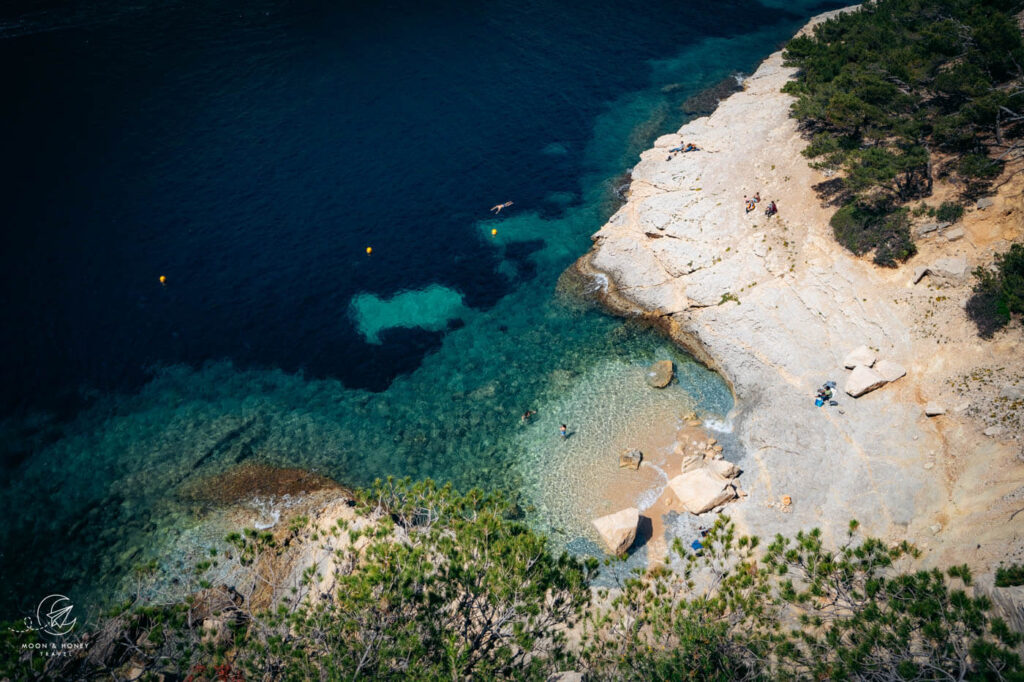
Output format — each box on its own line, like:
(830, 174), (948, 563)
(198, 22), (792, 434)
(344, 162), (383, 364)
(874, 359), (907, 383)
(843, 345), (876, 369)
(845, 365), (888, 398)
(944, 227), (965, 241)
(592, 507), (639, 555)
(668, 468), (737, 514)
(929, 256), (969, 281)
(925, 402), (946, 417)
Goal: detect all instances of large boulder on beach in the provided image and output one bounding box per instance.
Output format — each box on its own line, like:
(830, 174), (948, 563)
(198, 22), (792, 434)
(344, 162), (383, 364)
(843, 345), (876, 369)
(619, 448), (643, 470)
(845, 365), (888, 397)
(668, 469), (737, 514)
(592, 507), (639, 555)
(645, 360), (674, 388)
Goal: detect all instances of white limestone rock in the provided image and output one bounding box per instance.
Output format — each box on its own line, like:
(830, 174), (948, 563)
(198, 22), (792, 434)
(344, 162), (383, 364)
(845, 365), (888, 398)
(925, 403), (946, 417)
(592, 508), (639, 555)
(874, 359), (907, 383)
(843, 345), (877, 369)
(929, 256), (969, 282)
(668, 469), (737, 514)
(705, 458), (740, 480)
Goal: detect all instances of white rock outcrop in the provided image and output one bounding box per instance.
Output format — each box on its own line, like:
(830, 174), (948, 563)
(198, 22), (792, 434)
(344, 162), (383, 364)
(591, 507), (639, 555)
(843, 345), (877, 369)
(845, 365), (889, 398)
(874, 359), (907, 383)
(705, 459), (740, 480)
(925, 403), (946, 417)
(929, 256), (969, 282)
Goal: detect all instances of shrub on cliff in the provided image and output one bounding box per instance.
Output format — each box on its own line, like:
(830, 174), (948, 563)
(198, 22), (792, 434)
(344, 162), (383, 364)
(782, 0), (1024, 264)
(9, 490), (1024, 680)
(831, 202), (916, 267)
(579, 518), (1023, 681)
(968, 243), (1024, 337)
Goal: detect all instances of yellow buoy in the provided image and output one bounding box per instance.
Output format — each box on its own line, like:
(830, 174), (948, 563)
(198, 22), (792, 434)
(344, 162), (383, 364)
(159, 275), (167, 285)
(366, 246), (372, 255)
(491, 228), (497, 236)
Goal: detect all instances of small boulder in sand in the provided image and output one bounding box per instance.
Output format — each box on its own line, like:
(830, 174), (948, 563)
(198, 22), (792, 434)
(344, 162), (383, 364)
(668, 469), (737, 514)
(646, 360), (674, 388)
(843, 345), (876, 369)
(845, 365), (888, 398)
(592, 507), (639, 555)
(925, 403), (946, 417)
(706, 459), (740, 480)
(874, 359), (907, 383)
(619, 449), (643, 470)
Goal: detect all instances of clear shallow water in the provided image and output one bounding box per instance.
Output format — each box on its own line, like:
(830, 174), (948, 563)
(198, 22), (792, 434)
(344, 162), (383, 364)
(0, 0), (842, 615)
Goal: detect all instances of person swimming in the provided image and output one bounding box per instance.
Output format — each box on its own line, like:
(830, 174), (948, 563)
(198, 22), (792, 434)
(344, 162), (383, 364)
(490, 201), (514, 214)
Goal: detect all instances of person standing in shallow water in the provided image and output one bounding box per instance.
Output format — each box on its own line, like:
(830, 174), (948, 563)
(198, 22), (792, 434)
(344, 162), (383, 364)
(559, 424), (568, 439)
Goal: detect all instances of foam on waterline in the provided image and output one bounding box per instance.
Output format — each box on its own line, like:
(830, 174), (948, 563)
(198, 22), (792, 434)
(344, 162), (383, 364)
(349, 284), (469, 344)
(704, 417), (734, 433)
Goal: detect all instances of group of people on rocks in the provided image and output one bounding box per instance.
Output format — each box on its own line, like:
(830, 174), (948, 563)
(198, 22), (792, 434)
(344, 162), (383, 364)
(815, 381), (838, 407)
(744, 193), (777, 217)
(666, 141), (700, 161)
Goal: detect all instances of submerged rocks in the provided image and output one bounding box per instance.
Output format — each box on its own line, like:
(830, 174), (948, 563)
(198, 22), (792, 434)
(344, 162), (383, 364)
(843, 345), (876, 369)
(592, 507), (639, 555)
(619, 449), (643, 470)
(668, 468), (737, 514)
(646, 360), (674, 388)
(845, 365), (888, 398)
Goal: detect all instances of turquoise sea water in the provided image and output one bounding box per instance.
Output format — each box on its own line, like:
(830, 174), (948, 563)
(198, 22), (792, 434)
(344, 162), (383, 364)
(0, 0), (841, 616)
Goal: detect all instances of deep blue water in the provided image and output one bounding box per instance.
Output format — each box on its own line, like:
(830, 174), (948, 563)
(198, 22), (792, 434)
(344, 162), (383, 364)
(0, 0), (842, 616)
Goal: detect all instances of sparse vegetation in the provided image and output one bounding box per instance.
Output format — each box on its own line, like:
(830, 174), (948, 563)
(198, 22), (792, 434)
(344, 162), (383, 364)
(967, 243), (1024, 337)
(935, 200), (965, 224)
(996, 563), (1024, 587)
(782, 0), (1024, 264)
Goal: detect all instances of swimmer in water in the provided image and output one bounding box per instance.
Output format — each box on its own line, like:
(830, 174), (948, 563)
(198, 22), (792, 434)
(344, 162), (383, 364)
(490, 201), (514, 214)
